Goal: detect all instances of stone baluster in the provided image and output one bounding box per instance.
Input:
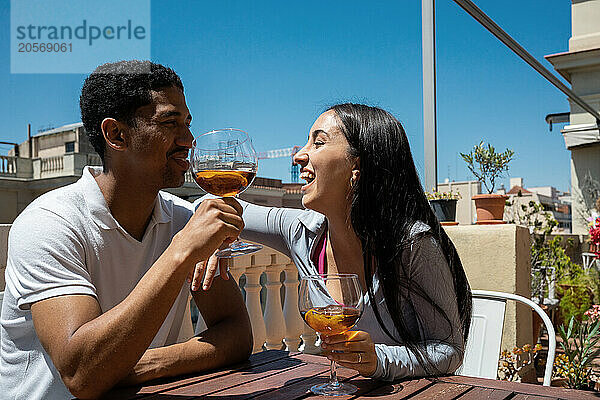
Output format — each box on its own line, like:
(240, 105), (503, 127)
(228, 258), (245, 293)
(300, 322), (320, 354)
(233, 254), (266, 353)
(262, 253), (286, 350)
(282, 263), (304, 351)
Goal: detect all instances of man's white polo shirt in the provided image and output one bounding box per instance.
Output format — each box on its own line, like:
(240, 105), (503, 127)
(0, 166), (194, 400)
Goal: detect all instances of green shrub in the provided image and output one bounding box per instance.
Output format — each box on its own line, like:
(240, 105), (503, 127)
(558, 285), (594, 323)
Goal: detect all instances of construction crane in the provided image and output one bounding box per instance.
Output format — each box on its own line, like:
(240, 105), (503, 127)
(257, 146), (301, 182)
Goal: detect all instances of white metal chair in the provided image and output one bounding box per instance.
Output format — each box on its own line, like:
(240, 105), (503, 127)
(582, 252), (599, 272)
(458, 290), (556, 386)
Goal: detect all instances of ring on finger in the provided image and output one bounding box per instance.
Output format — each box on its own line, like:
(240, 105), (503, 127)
(357, 353), (362, 363)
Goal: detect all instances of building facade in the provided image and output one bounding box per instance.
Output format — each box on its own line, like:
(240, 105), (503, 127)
(546, 0), (600, 234)
(504, 177), (572, 233)
(0, 123), (303, 224)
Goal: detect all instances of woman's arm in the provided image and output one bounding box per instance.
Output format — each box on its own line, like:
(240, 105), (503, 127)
(238, 199), (307, 256)
(370, 234), (465, 381)
(371, 341), (462, 381)
(195, 196), (303, 257)
(319, 232), (465, 381)
(191, 197), (308, 290)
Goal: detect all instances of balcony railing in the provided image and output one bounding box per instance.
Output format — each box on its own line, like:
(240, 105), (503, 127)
(185, 170), (195, 184)
(0, 156), (17, 176)
(0, 217), (536, 357)
(227, 248), (318, 353)
(0, 223), (317, 354)
(40, 155), (64, 175)
(0, 153), (104, 180)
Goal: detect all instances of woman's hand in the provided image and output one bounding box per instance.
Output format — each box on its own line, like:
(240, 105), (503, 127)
(188, 251), (230, 291)
(321, 330), (377, 377)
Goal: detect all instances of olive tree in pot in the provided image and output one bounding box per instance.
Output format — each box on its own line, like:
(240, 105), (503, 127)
(460, 141), (514, 224)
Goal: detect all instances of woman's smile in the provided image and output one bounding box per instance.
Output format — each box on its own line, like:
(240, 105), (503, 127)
(300, 169), (315, 191)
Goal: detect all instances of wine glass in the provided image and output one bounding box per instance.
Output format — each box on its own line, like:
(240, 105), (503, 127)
(299, 273), (364, 396)
(191, 128), (262, 258)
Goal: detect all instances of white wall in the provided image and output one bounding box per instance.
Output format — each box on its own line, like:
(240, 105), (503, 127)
(0, 224), (10, 291)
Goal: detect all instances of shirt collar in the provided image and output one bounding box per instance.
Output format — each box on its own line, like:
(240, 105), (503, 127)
(82, 166), (171, 230)
(154, 191), (173, 224)
(297, 209), (326, 235)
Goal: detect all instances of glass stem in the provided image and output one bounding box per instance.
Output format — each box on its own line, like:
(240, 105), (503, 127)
(329, 360), (340, 387)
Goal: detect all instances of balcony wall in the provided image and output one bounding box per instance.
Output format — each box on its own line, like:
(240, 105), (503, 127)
(445, 224), (533, 351)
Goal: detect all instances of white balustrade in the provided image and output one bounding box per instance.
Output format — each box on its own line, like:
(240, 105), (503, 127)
(282, 263), (304, 351)
(234, 254), (267, 353)
(228, 246), (317, 354)
(300, 321), (320, 354)
(41, 155), (64, 175)
(262, 254), (286, 350)
(87, 154), (102, 166)
(185, 170), (195, 184)
(0, 156), (17, 176)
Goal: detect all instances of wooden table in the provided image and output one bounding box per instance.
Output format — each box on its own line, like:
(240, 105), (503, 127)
(107, 350), (597, 399)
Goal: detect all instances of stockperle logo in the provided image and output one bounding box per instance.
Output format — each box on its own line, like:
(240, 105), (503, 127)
(15, 20), (147, 46)
(11, 0), (151, 74)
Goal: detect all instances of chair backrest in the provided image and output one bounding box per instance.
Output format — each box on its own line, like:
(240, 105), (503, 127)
(582, 252), (598, 272)
(459, 295), (506, 380)
(458, 290), (556, 386)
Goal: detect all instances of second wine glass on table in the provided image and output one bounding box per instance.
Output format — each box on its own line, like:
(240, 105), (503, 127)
(299, 273), (365, 396)
(190, 128), (262, 258)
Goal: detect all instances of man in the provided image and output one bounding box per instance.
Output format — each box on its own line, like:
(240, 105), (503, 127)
(0, 61), (253, 399)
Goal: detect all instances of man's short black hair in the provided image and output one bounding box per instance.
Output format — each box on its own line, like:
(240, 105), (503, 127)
(80, 60), (184, 162)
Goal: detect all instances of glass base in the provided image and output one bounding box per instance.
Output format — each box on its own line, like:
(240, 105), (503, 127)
(310, 382), (358, 396)
(216, 241), (263, 258)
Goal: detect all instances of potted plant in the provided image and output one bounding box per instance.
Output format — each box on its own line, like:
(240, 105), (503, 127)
(426, 189), (461, 225)
(460, 141), (514, 224)
(553, 312), (600, 390)
(497, 344), (542, 384)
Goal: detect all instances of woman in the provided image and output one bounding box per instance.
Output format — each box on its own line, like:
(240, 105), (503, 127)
(194, 103), (472, 381)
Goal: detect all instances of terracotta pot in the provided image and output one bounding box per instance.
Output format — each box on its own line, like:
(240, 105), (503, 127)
(551, 377), (568, 388)
(472, 194), (508, 224)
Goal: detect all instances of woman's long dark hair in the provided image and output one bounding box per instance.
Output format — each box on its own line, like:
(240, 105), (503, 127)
(328, 103), (472, 374)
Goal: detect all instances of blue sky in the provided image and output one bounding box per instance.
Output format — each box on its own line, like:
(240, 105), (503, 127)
(0, 1), (573, 191)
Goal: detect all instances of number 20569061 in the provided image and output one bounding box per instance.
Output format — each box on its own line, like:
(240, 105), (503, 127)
(18, 42), (72, 52)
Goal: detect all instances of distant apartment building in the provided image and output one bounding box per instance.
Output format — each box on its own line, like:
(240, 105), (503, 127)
(436, 178), (571, 232)
(0, 123), (303, 224)
(546, 0), (600, 234)
(504, 177), (572, 233)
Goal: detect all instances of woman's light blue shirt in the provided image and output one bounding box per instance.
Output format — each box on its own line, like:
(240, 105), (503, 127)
(201, 198), (464, 381)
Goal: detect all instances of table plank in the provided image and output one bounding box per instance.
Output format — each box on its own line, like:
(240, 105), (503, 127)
(202, 361), (330, 399)
(153, 354), (306, 397)
(440, 375), (598, 399)
(106, 351), (600, 400)
(352, 378), (433, 399)
(456, 387), (514, 400)
(250, 366), (360, 400)
(402, 381), (471, 400)
(104, 350), (296, 399)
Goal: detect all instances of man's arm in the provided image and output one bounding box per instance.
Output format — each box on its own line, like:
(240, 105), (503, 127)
(121, 273), (252, 385)
(30, 198), (243, 399)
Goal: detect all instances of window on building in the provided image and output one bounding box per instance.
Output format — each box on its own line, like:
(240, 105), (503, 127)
(65, 141), (75, 153)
